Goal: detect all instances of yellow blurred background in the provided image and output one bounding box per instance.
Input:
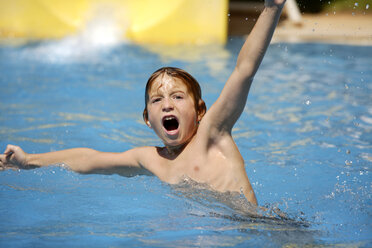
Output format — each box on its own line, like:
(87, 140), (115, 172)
(0, 0), (228, 45)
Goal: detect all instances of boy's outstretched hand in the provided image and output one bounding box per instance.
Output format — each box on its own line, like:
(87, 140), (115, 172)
(0, 145), (29, 170)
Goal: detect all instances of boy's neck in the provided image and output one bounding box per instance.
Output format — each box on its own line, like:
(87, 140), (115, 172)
(163, 143), (187, 159)
(161, 130), (197, 159)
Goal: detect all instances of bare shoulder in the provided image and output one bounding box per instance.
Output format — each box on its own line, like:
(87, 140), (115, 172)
(129, 146), (158, 165)
(192, 125), (245, 176)
(130, 146), (169, 178)
(194, 116), (240, 157)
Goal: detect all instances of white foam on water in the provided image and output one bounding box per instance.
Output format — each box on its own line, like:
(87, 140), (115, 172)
(20, 5), (128, 63)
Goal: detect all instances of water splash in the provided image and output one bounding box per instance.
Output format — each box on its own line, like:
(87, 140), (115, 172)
(19, 5), (128, 63)
(170, 177), (309, 228)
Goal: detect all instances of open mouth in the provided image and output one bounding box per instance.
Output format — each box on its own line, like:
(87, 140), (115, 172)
(162, 115), (179, 132)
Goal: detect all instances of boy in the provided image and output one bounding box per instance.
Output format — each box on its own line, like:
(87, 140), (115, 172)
(0, 0), (286, 206)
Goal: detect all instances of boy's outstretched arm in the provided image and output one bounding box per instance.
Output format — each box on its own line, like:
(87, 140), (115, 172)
(205, 0), (285, 133)
(0, 144), (147, 176)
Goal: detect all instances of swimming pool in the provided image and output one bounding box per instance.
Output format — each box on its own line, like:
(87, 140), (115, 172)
(0, 38), (371, 247)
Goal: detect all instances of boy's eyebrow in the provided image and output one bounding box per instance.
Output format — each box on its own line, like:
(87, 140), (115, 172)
(170, 90), (186, 95)
(149, 93), (162, 99)
(149, 89), (186, 98)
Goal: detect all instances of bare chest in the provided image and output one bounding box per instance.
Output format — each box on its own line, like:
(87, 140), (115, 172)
(158, 146), (244, 193)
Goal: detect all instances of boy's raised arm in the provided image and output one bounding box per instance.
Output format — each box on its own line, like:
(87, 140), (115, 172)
(0, 144), (146, 175)
(205, 0), (285, 133)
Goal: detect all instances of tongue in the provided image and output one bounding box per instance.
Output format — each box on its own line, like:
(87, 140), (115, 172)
(164, 118), (179, 131)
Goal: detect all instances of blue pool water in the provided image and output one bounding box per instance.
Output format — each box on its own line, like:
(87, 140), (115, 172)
(0, 37), (371, 247)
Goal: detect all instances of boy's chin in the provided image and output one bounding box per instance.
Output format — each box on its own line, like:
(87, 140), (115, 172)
(162, 138), (186, 148)
(163, 140), (182, 147)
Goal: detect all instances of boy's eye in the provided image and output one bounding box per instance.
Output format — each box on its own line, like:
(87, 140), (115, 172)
(173, 95), (183, 100)
(151, 98), (161, 103)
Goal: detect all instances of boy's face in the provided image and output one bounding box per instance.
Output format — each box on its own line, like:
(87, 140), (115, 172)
(146, 74), (200, 147)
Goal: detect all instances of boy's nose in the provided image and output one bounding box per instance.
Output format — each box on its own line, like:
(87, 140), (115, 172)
(162, 98), (174, 112)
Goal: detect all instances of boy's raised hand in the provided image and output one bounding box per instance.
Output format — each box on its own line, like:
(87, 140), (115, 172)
(0, 145), (28, 170)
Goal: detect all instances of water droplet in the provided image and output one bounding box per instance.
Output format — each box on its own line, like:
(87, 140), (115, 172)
(345, 160), (353, 166)
(366, 4), (370, 9)
(305, 100), (311, 105)
(245, 17), (248, 21)
(227, 13), (230, 17)
(354, 2), (359, 7)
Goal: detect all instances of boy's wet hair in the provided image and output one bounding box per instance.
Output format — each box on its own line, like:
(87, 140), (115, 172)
(143, 67), (206, 123)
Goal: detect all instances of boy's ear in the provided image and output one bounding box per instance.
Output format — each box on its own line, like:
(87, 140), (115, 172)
(143, 109), (152, 128)
(146, 120), (152, 128)
(197, 99), (206, 122)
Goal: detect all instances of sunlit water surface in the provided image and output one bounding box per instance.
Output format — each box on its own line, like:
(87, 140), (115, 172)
(0, 38), (371, 247)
